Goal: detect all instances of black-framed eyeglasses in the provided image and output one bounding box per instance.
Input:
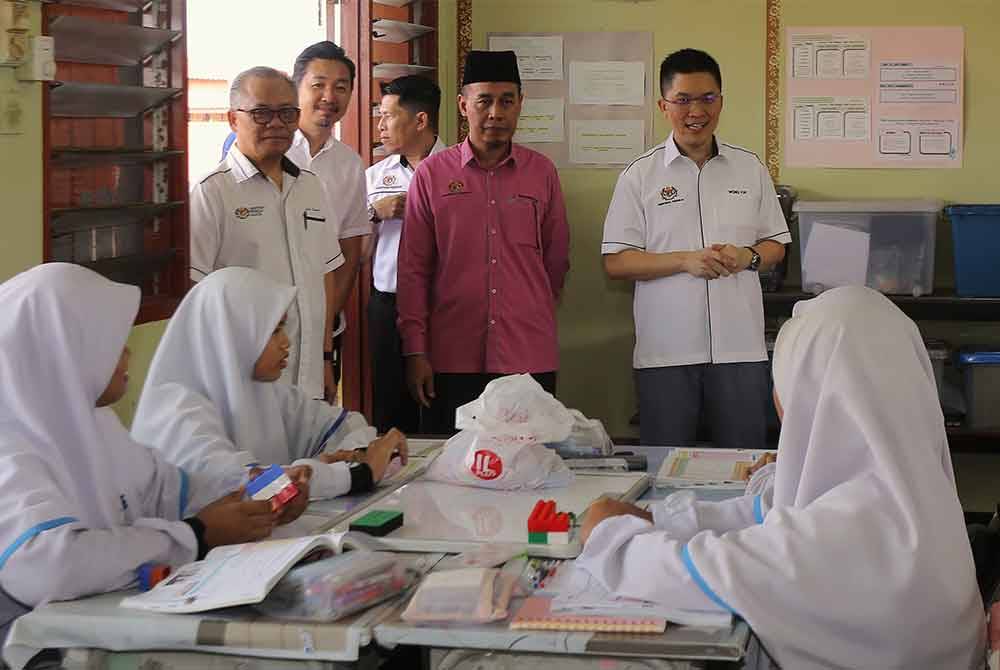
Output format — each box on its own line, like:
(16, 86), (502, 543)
(235, 107), (301, 125)
(663, 93), (722, 107)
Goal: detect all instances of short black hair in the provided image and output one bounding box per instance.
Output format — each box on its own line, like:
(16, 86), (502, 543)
(381, 75), (441, 132)
(659, 48), (722, 96)
(292, 41), (356, 88)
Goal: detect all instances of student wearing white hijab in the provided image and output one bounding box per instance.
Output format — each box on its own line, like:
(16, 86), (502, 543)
(0, 264), (282, 642)
(132, 267), (407, 499)
(576, 286), (984, 669)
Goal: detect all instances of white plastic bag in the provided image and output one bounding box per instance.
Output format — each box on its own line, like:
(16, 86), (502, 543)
(426, 430), (573, 489)
(455, 374), (573, 442)
(426, 375), (574, 490)
(546, 409), (614, 458)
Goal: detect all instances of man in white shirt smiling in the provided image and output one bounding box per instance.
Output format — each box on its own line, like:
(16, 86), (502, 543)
(601, 49), (791, 449)
(285, 41), (372, 402)
(189, 66), (343, 401)
(365, 75), (445, 433)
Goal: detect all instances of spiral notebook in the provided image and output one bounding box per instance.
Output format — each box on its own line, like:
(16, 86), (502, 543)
(509, 596), (666, 633)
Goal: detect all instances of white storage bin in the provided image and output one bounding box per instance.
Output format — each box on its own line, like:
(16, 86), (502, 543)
(793, 200), (941, 296)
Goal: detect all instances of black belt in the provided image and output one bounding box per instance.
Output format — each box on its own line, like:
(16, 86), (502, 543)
(370, 287), (397, 302)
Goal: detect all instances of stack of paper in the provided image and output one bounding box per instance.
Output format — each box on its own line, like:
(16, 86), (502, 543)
(540, 562), (730, 628)
(655, 448), (773, 489)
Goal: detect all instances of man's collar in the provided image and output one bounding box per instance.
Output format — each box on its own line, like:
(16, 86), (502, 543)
(227, 143), (300, 183)
(293, 128), (336, 156)
(663, 133), (720, 166)
(398, 135), (446, 169)
(460, 136), (517, 168)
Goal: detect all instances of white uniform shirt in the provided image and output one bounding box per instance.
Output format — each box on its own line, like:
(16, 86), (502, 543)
(364, 137), (447, 293)
(189, 145), (344, 399)
(286, 130), (371, 337)
(602, 134), (791, 369)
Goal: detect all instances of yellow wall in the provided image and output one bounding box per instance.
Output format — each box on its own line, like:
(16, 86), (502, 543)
(464, 0), (771, 436)
(453, 0), (1000, 440)
(0, 3), (43, 280)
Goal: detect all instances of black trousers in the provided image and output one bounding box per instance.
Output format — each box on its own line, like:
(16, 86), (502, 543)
(423, 371), (557, 436)
(367, 288), (422, 434)
(635, 361), (770, 449)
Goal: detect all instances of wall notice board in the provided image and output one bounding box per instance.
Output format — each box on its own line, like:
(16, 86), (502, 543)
(486, 31), (655, 169)
(784, 26), (964, 169)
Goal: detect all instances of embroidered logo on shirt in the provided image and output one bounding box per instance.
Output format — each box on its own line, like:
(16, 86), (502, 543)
(658, 185), (684, 206)
(448, 179), (465, 193)
(234, 206), (265, 219)
(728, 188), (749, 196)
(382, 174), (397, 186)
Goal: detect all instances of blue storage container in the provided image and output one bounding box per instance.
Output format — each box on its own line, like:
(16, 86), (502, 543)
(945, 205), (1000, 297)
(957, 350), (1000, 430)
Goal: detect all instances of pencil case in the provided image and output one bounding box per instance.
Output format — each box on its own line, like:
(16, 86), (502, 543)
(256, 551), (416, 622)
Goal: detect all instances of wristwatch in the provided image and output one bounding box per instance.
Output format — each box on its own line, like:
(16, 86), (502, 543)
(745, 246), (762, 272)
(367, 203), (380, 224)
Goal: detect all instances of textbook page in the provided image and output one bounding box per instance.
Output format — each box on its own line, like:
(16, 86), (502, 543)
(121, 533), (344, 613)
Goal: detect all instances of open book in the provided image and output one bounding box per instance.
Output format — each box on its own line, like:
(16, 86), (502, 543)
(121, 531), (380, 614)
(655, 448), (775, 489)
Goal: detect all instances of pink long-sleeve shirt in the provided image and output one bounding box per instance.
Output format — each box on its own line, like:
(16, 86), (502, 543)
(397, 139), (570, 374)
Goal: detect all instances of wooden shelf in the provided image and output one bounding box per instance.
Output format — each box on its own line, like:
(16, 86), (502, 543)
(51, 147), (184, 167)
(82, 249), (176, 287)
(50, 82), (182, 118)
(50, 15), (178, 66)
(764, 287), (1000, 322)
(50, 201), (184, 234)
(372, 18), (433, 43)
(52, 0), (151, 11)
(373, 62), (435, 79)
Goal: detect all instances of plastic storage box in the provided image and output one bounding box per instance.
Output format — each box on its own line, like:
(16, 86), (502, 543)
(945, 205), (1000, 297)
(958, 350), (1000, 430)
(793, 200), (941, 296)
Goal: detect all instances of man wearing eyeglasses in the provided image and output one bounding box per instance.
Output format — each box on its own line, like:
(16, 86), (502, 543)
(189, 66), (344, 401)
(601, 49), (790, 450)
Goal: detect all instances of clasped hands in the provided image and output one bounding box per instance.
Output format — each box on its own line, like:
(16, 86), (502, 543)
(685, 244), (753, 280)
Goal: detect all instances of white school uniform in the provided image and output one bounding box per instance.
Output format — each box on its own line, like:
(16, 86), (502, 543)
(601, 135), (791, 368)
(132, 267), (374, 500)
(365, 137), (447, 293)
(576, 286), (984, 669)
(189, 145), (344, 399)
(286, 131), (372, 338)
(0, 264), (221, 614)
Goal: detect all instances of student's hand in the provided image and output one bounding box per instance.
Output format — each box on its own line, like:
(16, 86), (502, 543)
(197, 489), (275, 547)
(324, 360), (337, 404)
(684, 248), (731, 279)
(712, 243), (752, 273)
(317, 449), (356, 464)
(579, 498), (653, 545)
(373, 194), (406, 222)
(362, 428), (409, 482)
(744, 452), (777, 480)
(273, 465), (312, 526)
(405, 354), (435, 408)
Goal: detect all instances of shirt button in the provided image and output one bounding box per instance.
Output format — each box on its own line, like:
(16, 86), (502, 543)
(490, 199), (496, 205)
(490, 258), (497, 264)
(489, 171), (495, 176)
(491, 288), (497, 294)
(491, 228), (497, 234)
(490, 319), (496, 325)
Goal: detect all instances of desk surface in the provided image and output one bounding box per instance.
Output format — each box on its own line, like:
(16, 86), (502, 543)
(4, 444), (750, 669)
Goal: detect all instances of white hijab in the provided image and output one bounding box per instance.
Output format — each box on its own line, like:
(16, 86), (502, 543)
(132, 267), (308, 473)
(686, 286), (984, 669)
(0, 263), (154, 540)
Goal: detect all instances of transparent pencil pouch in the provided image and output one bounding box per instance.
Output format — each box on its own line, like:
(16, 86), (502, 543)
(401, 567), (518, 624)
(256, 550), (415, 622)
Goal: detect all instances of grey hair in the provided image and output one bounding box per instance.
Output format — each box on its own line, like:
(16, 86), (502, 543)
(229, 66), (296, 109)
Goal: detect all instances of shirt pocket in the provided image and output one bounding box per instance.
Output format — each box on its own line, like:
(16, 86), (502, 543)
(715, 188), (759, 246)
(506, 193), (542, 250)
